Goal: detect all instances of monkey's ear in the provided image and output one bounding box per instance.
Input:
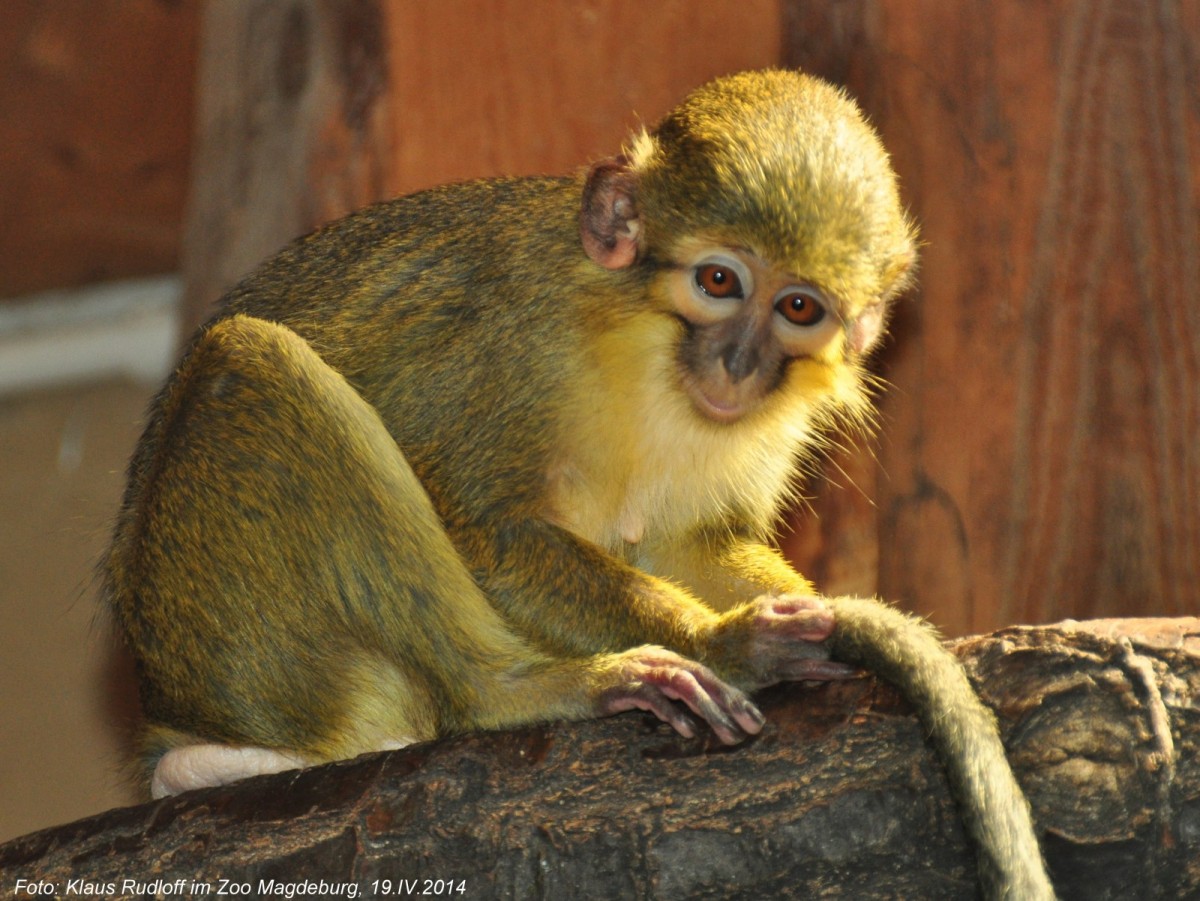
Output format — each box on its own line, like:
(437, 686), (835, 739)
(580, 157), (642, 270)
(848, 302), (888, 355)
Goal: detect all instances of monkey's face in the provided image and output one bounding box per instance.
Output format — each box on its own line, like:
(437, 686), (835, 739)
(667, 240), (851, 425)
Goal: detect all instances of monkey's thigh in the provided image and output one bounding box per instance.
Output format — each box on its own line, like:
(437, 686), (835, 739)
(133, 315), (539, 764)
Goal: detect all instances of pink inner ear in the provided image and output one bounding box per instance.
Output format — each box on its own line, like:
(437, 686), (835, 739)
(581, 227), (637, 270)
(597, 234), (638, 270)
(849, 304), (885, 354)
(580, 157), (641, 270)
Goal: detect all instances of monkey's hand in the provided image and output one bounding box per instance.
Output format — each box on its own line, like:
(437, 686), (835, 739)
(708, 594), (860, 690)
(593, 645), (767, 745)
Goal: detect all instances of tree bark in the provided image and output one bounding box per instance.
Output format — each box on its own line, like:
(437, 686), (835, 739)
(3, 618), (1198, 900)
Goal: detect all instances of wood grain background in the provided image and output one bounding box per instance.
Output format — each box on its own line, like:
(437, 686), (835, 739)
(180, 0), (1200, 636)
(782, 1), (1200, 634)
(4, 0), (1195, 636)
(0, 0), (198, 297)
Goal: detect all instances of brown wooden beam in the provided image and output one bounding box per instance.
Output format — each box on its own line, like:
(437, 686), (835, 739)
(4, 618), (1198, 899)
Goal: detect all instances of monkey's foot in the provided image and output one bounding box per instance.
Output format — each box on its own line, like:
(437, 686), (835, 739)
(596, 645), (765, 745)
(150, 744), (311, 798)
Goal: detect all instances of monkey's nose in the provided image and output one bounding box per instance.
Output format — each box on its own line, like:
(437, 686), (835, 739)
(719, 343), (759, 384)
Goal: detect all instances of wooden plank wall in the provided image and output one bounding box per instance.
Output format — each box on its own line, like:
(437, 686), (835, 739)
(0, 0), (198, 298)
(179, 0), (1199, 635)
(181, 0), (783, 327)
(783, 1), (1200, 633)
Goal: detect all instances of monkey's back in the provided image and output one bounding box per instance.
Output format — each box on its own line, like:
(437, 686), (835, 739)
(210, 175), (613, 521)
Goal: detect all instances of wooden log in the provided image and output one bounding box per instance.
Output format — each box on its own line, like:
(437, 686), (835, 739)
(3, 618), (1198, 899)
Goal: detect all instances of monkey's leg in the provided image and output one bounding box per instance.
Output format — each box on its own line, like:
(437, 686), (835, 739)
(112, 315), (768, 794)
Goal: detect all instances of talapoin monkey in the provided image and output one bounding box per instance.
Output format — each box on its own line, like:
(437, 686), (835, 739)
(104, 69), (1053, 898)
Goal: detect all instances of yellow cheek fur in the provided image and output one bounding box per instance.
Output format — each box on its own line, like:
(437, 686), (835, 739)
(547, 312), (870, 551)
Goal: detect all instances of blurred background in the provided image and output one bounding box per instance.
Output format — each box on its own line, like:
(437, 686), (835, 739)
(2, 0), (1196, 844)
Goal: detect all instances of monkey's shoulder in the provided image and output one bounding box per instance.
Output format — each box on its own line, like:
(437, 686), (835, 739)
(213, 175), (586, 333)
(264, 176), (579, 272)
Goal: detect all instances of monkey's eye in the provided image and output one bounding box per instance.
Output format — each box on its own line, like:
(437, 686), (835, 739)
(776, 290), (827, 327)
(695, 264), (744, 299)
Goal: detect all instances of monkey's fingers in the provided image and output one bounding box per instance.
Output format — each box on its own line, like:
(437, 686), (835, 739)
(727, 594), (860, 687)
(597, 646), (764, 744)
(754, 594), (836, 642)
(777, 659), (862, 681)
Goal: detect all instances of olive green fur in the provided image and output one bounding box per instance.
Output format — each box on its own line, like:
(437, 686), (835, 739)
(103, 69), (1051, 900)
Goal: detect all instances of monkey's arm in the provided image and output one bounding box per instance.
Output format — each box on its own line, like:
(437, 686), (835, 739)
(637, 529), (813, 612)
(455, 518), (848, 691)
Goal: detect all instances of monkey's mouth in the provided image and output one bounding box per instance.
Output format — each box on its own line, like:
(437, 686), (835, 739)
(684, 380), (757, 424)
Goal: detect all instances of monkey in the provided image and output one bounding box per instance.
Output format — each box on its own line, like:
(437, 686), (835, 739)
(103, 69), (1054, 899)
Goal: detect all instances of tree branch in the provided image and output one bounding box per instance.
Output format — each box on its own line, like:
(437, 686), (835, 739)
(4, 619), (1198, 899)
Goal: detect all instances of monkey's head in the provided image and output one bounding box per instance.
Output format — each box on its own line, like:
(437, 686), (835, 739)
(580, 69), (917, 426)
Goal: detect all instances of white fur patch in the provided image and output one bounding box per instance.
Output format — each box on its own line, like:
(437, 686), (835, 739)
(151, 745), (309, 798)
(150, 737), (417, 798)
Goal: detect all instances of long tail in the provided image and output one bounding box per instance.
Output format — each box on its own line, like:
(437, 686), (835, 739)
(828, 596), (1056, 900)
